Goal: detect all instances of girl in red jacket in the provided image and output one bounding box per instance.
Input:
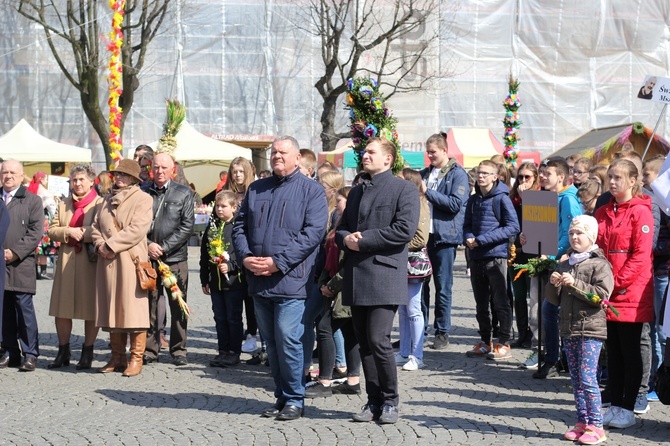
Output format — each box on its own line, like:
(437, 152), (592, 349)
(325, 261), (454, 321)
(595, 159), (655, 430)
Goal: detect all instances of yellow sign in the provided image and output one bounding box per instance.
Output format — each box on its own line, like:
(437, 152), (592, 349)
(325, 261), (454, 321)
(522, 190), (558, 255)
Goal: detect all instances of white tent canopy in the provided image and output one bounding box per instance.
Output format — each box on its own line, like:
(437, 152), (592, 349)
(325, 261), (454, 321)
(0, 119), (91, 163)
(149, 121), (253, 196)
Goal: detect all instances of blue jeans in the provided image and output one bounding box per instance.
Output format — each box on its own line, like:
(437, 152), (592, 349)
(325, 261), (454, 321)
(652, 274), (668, 384)
(210, 288), (245, 355)
(254, 295), (306, 408)
(302, 283), (324, 371)
(399, 279), (425, 359)
(542, 299), (560, 364)
(334, 329), (346, 368)
(426, 240), (457, 335)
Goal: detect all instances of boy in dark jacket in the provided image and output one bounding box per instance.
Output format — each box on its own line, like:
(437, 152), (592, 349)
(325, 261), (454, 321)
(200, 190), (245, 367)
(463, 160), (520, 360)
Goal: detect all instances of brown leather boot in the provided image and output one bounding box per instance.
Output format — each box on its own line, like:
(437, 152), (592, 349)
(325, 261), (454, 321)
(97, 333), (128, 373)
(122, 331), (146, 377)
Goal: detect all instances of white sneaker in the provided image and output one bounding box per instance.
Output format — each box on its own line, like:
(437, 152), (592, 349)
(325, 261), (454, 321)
(609, 407), (636, 429)
(241, 334), (258, 353)
(394, 353), (410, 366)
(602, 406), (621, 426)
(520, 351), (538, 369)
(402, 355), (424, 371)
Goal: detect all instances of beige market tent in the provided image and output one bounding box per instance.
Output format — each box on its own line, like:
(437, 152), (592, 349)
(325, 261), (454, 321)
(150, 121), (253, 196)
(0, 118), (91, 165)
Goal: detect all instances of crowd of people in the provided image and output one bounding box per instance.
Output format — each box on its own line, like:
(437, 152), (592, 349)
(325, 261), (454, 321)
(1, 133), (669, 440)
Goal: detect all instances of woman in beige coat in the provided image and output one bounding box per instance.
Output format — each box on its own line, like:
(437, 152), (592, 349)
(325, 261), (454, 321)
(91, 159), (153, 377)
(47, 164), (103, 370)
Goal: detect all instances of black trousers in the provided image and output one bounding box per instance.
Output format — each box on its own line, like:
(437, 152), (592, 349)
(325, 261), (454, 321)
(351, 305), (398, 407)
(316, 307), (361, 379)
(145, 260), (188, 359)
(607, 321), (643, 411)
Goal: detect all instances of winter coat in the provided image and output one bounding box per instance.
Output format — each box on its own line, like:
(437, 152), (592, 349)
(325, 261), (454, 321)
(0, 200), (9, 299)
(595, 194), (654, 323)
(557, 185), (582, 258)
(544, 249), (614, 340)
(48, 194), (103, 321)
(199, 217), (244, 291)
(92, 185), (153, 330)
(336, 170), (420, 306)
(419, 160), (470, 246)
(232, 167), (328, 299)
(408, 196), (430, 252)
(143, 181), (195, 264)
(463, 180), (520, 260)
(4, 185), (44, 294)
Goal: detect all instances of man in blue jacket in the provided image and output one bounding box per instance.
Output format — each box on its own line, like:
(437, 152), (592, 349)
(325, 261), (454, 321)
(463, 160), (519, 359)
(420, 133), (470, 350)
(233, 136), (328, 421)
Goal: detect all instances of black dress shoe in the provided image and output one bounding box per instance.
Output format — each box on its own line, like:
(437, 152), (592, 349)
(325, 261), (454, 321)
(0, 352), (21, 368)
(275, 404), (304, 421)
(173, 356), (188, 366)
(19, 357), (37, 372)
(142, 354), (158, 365)
(261, 404), (283, 418)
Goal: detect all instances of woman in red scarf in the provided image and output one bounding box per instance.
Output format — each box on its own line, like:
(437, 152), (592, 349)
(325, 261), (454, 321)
(46, 164), (103, 370)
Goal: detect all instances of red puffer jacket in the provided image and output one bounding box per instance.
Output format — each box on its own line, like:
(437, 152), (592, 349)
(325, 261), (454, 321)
(595, 194), (654, 323)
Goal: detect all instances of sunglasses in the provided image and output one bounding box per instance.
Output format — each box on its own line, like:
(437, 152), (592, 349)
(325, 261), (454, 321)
(518, 174), (533, 181)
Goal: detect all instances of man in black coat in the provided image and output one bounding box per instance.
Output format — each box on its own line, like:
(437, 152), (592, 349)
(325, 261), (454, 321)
(1, 160), (44, 371)
(143, 152), (195, 366)
(336, 138), (420, 424)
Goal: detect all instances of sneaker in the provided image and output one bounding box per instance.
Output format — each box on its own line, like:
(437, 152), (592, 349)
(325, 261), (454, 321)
(647, 390), (660, 402)
(564, 422), (586, 441)
(633, 393), (650, 414)
(378, 404), (399, 424)
(402, 355), (424, 371)
(602, 406), (620, 426)
(352, 403), (381, 422)
(331, 381), (361, 394)
(305, 382), (333, 399)
(609, 407), (635, 429)
(578, 425), (607, 445)
(241, 334), (258, 353)
(532, 362), (558, 379)
(394, 353), (410, 366)
(432, 333), (449, 350)
(486, 343), (512, 360)
(332, 367), (348, 380)
(520, 351), (539, 370)
(465, 342), (492, 357)
(247, 351), (267, 365)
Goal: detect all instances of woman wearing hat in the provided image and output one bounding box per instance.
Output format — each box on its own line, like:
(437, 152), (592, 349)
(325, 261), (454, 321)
(91, 159), (153, 377)
(47, 164), (103, 370)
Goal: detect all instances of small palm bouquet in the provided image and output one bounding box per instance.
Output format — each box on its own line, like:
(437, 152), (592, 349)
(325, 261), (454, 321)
(156, 260), (191, 320)
(513, 257), (557, 281)
(570, 285), (620, 317)
(207, 219), (231, 288)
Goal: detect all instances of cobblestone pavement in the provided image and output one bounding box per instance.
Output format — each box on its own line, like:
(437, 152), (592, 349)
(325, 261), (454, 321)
(3, 247), (669, 445)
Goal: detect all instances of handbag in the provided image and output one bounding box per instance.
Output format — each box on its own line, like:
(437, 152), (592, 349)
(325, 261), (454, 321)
(408, 246), (432, 278)
(655, 364), (670, 405)
(133, 256), (157, 291)
(85, 243), (97, 263)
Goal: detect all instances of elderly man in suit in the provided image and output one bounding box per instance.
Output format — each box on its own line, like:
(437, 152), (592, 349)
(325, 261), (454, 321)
(0, 160), (44, 371)
(336, 137), (420, 424)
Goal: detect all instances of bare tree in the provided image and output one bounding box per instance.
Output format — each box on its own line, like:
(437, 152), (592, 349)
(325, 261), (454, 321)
(16, 0), (171, 166)
(299, 0), (447, 151)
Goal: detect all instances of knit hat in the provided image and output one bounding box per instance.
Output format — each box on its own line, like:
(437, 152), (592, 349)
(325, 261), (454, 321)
(569, 215), (598, 244)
